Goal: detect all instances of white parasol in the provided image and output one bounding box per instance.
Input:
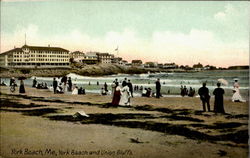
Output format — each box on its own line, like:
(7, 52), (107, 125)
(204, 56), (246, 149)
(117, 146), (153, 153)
(217, 78), (228, 86)
(233, 78), (239, 81)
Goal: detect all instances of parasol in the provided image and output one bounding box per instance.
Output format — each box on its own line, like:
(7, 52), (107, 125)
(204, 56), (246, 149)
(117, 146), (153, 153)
(217, 78), (228, 86)
(233, 78), (239, 81)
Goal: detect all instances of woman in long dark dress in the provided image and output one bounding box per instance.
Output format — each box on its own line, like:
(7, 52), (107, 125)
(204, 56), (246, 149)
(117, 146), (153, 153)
(68, 77), (72, 91)
(19, 79), (25, 93)
(111, 86), (121, 106)
(104, 82), (108, 92)
(213, 82), (225, 114)
(32, 77), (37, 87)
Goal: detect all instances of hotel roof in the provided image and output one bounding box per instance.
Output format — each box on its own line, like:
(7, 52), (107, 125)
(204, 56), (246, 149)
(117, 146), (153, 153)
(0, 45), (69, 55)
(22, 45), (69, 52)
(0, 48), (23, 55)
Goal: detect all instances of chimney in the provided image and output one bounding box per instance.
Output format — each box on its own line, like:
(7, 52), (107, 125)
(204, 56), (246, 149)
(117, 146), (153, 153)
(48, 44), (50, 47)
(14, 46), (16, 48)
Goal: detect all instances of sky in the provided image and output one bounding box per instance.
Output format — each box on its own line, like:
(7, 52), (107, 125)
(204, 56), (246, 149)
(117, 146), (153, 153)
(1, 0), (249, 67)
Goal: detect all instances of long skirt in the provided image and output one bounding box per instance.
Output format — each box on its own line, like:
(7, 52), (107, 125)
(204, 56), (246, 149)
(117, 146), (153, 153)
(72, 88), (78, 95)
(214, 96), (225, 113)
(232, 89), (246, 102)
(119, 92), (130, 106)
(112, 91), (121, 106)
(19, 85), (25, 93)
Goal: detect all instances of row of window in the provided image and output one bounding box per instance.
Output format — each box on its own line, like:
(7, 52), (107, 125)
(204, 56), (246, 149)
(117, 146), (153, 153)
(15, 51), (68, 54)
(13, 55), (68, 58)
(71, 55), (86, 58)
(14, 52), (28, 54)
(102, 61), (112, 63)
(14, 59), (68, 62)
(86, 57), (97, 59)
(100, 56), (113, 58)
(101, 59), (112, 62)
(13, 55), (30, 58)
(8, 63), (70, 66)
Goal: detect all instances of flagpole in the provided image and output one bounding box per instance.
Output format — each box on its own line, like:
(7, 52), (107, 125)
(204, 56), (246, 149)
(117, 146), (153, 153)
(115, 46), (119, 56)
(25, 33), (26, 45)
(117, 47), (119, 56)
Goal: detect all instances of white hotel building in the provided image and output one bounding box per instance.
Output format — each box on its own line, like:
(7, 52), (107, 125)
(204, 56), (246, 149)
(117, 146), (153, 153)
(0, 45), (70, 67)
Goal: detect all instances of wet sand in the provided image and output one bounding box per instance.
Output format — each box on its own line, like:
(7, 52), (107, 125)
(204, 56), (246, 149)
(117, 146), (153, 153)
(0, 86), (248, 158)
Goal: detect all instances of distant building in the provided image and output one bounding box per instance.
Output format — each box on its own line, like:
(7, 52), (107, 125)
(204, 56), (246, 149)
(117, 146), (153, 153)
(184, 65), (193, 70)
(86, 52), (98, 59)
(77, 58), (98, 65)
(203, 65), (217, 70)
(112, 57), (123, 64)
(73, 52), (115, 65)
(0, 45), (70, 67)
(82, 52), (114, 64)
(125, 63), (132, 67)
(96, 53), (114, 64)
(78, 52), (98, 65)
(131, 60), (143, 66)
(144, 62), (158, 68)
(121, 60), (128, 66)
(163, 63), (178, 69)
(203, 65), (211, 70)
(158, 63), (163, 69)
(70, 51), (85, 59)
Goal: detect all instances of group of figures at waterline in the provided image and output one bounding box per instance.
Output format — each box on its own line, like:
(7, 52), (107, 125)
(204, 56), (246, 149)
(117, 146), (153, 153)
(2, 72), (246, 113)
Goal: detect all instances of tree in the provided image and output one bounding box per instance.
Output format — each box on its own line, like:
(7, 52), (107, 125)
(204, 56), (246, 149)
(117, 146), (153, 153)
(193, 62), (203, 68)
(69, 58), (75, 63)
(179, 65), (185, 69)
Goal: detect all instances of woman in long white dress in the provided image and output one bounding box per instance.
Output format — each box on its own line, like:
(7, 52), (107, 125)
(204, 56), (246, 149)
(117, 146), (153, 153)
(119, 84), (131, 106)
(72, 85), (78, 95)
(232, 79), (245, 102)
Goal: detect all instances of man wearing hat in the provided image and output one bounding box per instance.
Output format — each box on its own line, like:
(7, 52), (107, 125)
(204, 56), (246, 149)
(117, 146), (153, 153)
(198, 83), (211, 112)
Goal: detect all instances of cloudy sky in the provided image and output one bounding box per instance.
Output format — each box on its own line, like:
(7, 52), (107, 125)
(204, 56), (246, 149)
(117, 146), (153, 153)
(1, 1), (249, 67)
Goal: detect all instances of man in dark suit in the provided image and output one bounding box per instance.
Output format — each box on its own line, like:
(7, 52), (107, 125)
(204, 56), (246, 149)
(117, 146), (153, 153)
(122, 78), (127, 87)
(198, 83), (210, 112)
(155, 78), (161, 98)
(53, 77), (58, 94)
(115, 78), (119, 87)
(127, 80), (133, 97)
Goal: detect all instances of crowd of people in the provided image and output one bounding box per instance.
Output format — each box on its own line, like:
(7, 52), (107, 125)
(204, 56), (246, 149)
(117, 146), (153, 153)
(32, 78), (48, 89)
(197, 79), (246, 114)
(180, 85), (195, 97)
(4, 76), (246, 114)
(110, 78), (163, 106)
(111, 78), (132, 106)
(51, 77), (86, 95)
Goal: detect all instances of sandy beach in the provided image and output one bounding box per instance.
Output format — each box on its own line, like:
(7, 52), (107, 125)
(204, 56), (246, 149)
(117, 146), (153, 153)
(0, 86), (248, 158)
